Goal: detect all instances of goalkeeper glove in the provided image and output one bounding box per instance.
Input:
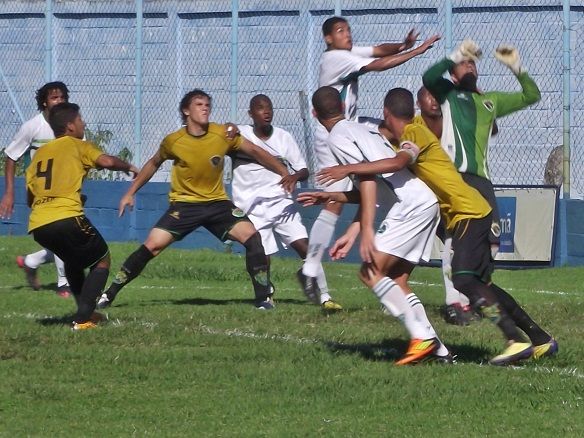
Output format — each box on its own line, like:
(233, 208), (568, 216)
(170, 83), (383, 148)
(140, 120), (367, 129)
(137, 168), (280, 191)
(448, 39), (482, 64)
(495, 44), (523, 75)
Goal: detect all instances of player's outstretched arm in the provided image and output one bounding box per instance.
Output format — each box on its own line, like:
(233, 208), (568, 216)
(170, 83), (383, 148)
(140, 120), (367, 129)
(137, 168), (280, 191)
(317, 152), (411, 185)
(240, 138), (291, 189)
(372, 28), (419, 57)
(95, 154), (139, 177)
(363, 34), (440, 73)
(297, 190), (359, 206)
(330, 221), (361, 261)
(0, 158), (17, 219)
(117, 151), (164, 217)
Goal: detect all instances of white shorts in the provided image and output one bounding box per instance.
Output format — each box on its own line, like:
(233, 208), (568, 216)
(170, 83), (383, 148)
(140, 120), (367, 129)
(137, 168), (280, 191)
(375, 203), (440, 264)
(314, 122), (353, 192)
(247, 198), (308, 255)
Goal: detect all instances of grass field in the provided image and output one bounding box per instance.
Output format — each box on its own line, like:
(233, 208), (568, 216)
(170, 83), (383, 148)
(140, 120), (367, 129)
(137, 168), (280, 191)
(1, 236), (583, 436)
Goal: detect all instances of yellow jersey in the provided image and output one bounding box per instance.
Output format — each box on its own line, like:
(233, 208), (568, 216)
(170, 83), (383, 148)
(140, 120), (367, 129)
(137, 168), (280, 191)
(26, 136), (103, 232)
(159, 123), (243, 203)
(399, 123), (491, 230)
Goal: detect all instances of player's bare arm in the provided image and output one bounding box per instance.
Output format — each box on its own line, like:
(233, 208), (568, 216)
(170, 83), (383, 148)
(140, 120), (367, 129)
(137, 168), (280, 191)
(363, 34), (440, 73)
(317, 151), (412, 185)
(0, 158), (17, 219)
(372, 28), (419, 57)
(280, 167), (309, 192)
(118, 151), (164, 217)
(95, 154), (139, 177)
(240, 138), (291, 190)
(297, 190), (360, 207)
(357, 176), (377, 264)
(330, 220), (361, 261)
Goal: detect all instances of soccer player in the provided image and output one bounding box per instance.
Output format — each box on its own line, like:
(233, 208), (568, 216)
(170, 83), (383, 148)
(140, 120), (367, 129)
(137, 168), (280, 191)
(301, 15), (440, 301)
(300, 86), (451, 365)
(231, 94), (342, 311)
(317, 88), (557, 365)
(0, 82), (72, 297)
(26, 102), (138, 330)
(415, 86), (472, 325)
(97, 89), (290, 310)
(422, 40), (541, 263)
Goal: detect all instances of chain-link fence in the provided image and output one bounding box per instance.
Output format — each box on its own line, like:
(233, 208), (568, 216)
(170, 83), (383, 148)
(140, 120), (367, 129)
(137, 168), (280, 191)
(0, 0), (582, 195)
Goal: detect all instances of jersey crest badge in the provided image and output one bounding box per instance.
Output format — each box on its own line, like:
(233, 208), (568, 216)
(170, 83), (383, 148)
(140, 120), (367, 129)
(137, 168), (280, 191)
(232, 208), (245, 218)
(210, 155), (223, 167)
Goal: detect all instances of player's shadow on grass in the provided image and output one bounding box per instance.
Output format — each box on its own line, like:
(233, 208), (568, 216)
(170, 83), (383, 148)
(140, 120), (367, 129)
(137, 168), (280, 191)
(325, 338), (491, 363)
(170, 297), (308, 306)
(37, 314), (74, 326)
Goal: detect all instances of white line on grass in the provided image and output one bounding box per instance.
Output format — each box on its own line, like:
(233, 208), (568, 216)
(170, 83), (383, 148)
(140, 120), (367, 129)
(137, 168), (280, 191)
(5, 311), (581, 379)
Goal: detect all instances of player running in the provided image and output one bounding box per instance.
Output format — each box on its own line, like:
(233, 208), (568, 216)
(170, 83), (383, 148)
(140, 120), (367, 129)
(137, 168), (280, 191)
(300, 86), (451, 365)
(316, 87), (557, 365)
(98, 89), (290, 310)
(231, 94), (342, 311)
(26, 102), (138, 329)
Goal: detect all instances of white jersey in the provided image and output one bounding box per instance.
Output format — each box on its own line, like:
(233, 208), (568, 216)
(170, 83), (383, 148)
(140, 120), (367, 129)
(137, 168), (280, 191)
(4, 113), (55, 161)
(318, 46), (375, 120)
(231, 125), (307, 213)
(327, 119), (437, 220)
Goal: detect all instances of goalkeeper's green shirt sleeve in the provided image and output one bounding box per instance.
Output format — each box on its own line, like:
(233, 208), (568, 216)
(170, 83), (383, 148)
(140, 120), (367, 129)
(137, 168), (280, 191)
(489, 72), (541, 118)
(422, 58), (456, 104)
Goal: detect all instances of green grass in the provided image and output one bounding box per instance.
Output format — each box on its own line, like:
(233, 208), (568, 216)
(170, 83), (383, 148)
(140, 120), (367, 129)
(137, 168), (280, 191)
(1, 236), (583, 436)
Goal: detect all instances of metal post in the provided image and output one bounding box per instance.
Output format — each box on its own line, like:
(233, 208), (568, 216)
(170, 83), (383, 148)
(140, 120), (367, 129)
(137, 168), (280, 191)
(230, 0), (239, 121)
(45, 0), (53, 81)
(562, 0), (571, 199)
(134, 0), (143, 167)
(334, 0), (342, 16)
(444, 0), (453, 53)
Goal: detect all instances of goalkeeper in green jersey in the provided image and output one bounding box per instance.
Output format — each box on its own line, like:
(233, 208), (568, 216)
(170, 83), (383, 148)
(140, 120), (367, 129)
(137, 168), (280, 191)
(422, 39), (540, 259)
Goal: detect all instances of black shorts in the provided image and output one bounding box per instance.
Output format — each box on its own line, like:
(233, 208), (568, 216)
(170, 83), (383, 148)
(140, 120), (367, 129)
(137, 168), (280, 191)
(451, 214), (494, 283)
(461, 173), (500, 245)
(154, 200), (251, 242)
(32, 216), (109, 269)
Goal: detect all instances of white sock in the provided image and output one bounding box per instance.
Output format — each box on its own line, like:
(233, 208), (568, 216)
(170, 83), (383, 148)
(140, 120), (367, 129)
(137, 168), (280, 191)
(442, 236), (469, 306)
(315, 264), (331, 304)
(302, 209), (338, 278)
(406, 292), (449, 356)
(54, 255), (69, 287)
(372, 277), (431, 339)
(25, 248), (53, 269)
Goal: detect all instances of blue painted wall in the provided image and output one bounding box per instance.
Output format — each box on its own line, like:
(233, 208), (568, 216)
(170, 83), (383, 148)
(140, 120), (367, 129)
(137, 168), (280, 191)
(2, 177), (583, 266)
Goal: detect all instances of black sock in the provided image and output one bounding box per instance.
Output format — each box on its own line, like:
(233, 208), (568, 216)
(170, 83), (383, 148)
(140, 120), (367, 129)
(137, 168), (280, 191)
(243, 233), (270, 301)
(74, 267), (109, 323)
(490, 283), (551, 345)
(107, 245), (154, 297)
(454, 274), (525, 342)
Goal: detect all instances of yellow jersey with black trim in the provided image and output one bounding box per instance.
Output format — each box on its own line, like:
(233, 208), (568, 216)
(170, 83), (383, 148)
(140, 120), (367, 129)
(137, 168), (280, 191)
(412, 114), (426, 128)
(26, 136), (103, 232)
(399, 123), (491, 231)
(159, 124), (243, 203)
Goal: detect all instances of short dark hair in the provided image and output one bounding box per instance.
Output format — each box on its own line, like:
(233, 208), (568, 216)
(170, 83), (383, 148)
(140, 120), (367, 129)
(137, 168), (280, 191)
(249, 94), (272, 110)
(383, 88), (415, 120)
(48, 102), (80, 137)
(179, 89), (211, 123)
(322, 16), (348, 36)
(35, 81), (69, 111)
(312, 86), (343, 120)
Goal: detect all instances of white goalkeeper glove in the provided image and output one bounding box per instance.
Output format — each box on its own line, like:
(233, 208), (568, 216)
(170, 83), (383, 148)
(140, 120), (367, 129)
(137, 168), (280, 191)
(495, 44), (523, 75)
(448, 39), (482, 64)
